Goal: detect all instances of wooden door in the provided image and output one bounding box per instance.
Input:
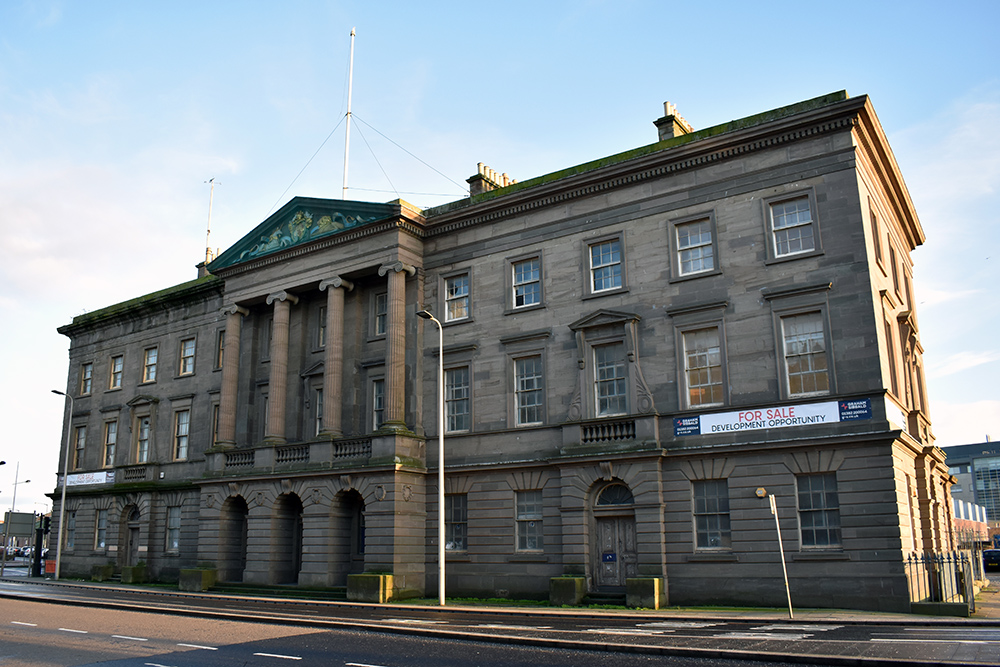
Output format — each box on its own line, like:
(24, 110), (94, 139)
(594, 515), (637, 588)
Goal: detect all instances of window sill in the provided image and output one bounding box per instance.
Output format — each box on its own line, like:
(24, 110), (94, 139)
(791, 550), (850, 561)
(583, 287), (629, 301)
(764, 248), (824, 266)
(685, 552), (738, 562)
(505, 303), (545, 316)
(669, 268), (722, 284)
(507, 553), (548, 563)
(445, 552), (470, 562)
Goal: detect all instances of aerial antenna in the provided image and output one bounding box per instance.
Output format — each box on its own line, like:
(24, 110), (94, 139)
(342, 27), (356, 200)
(205, 178), (219, 263)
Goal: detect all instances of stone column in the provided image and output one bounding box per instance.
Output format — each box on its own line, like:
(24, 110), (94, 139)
(377, 261), (415, 431)
(217, 304), (248, 447)
(265, 290), (299, 444)
(318, 276), (353, 437)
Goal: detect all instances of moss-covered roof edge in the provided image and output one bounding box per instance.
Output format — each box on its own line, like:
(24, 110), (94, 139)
(58, 275), (223, 335)
(424, 91), (849, 217)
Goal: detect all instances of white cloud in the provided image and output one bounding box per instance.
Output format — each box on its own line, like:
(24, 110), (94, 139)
(927, 350), (1000, 378)
(933, 399), (1000, 448)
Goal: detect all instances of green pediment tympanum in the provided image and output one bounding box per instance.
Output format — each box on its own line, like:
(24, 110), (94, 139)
(209, 197), (397, 271)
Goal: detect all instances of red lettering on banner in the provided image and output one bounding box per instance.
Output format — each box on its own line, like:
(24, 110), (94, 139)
(739, 410), (762, 422)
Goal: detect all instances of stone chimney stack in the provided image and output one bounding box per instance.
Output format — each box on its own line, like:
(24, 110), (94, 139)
(467, 162), (517, 196)
(654, 101), (694, 141)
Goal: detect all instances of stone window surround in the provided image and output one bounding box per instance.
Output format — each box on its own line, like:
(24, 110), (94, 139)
(505, 250), (545, 314)
(582, 231), (628, 299)
(762, 188), (823, 264)
(668, 211), (721, 282)
(762, 283), (835, 400)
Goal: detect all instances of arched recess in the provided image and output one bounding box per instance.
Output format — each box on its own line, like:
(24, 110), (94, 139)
(272, 493), (304, 584)
(329, 489), (365, 586)
(218, 495), (249, 583)
(590, 481), (638, 590)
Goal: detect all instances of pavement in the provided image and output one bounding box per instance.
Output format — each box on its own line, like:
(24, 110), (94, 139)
(3, 561), (1000, 625)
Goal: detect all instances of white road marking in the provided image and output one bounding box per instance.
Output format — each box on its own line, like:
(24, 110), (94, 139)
(585, 628), (671, 636)
(58, 628), (88, 634)
(145, 663), (177, 667)
(346, 663), (391, 667)
(380, 618), (447, 624)
(718, 631), (814, 640)
(254, 652), (302, 660)
(873, 638), (998, 644)
(112, 635), (149, 641)
(475, 624), (553, 630)
(751, 624), (843, 632)
(10, 621), (37, 626)
(638, 621), (723, 628)
(177, 643), (218, 650)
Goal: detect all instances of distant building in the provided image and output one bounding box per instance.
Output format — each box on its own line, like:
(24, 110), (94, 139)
(54, 91), (952, 612)
(945, 442), (1000, 521)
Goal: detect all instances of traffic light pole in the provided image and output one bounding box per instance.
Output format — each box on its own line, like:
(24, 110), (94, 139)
(31, 516), (44, 577)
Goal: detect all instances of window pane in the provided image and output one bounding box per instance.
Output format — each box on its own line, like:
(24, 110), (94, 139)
(590, 240), (622, 292)
(175, 410), (190, 459)
(771, 197), (815, 256)
(513, 258), (541, 307)
(372, 379), (385, 429)
(684, 328), (723, 407)
(446, 367), (471, 432)
(516, 490), (543, 551)
(798, 473), (841, 548)
(445, 494), (467, 551)
(374, 292), (387, 336)
(594, 343), (627, 416)
(514, 356), (543, 425)
(677, 219), (714, 275)
(693, 479), (731, 549)
(445, 274), (470, 321)
(782, 313), (829, 396)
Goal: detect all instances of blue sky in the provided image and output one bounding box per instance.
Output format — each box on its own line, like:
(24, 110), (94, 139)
(1, 0), (998, 512)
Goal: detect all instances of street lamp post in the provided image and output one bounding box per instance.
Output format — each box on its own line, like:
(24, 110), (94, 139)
(0, 462), (30, 577)
(52, 389), (75, 580)
(416, 308), (446, 606)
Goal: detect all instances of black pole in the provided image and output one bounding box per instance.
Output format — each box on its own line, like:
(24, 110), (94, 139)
(31, 518), (43, 577)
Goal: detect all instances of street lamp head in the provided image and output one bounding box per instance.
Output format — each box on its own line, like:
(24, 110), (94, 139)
(416, 309), (433, 320)
(52, 389), (66, 397)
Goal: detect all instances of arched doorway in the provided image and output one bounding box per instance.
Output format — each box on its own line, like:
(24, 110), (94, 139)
(120, 506), (141, 568)
(219, 495), (249, 583)
(330, 489), (365, 586)
(592, 482), (638, 589)
(273, 493), (304, 584)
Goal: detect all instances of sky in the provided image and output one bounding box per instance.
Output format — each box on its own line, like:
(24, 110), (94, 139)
(1, 0), (998, 515)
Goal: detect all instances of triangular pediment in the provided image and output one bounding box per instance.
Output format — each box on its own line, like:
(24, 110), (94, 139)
(208, 197), (399, 271)
(568, 309), (640, 331)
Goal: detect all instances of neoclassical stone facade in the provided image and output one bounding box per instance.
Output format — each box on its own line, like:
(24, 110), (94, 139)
(54, 91), (953, 611)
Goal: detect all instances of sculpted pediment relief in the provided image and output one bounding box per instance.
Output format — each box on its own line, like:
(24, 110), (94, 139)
(209, 197), (397, 271)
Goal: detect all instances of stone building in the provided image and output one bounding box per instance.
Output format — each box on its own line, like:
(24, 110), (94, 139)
(945, 442), (1000, 521)
(54, 91), (953, 612)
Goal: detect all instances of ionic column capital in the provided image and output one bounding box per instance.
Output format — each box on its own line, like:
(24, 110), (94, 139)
(266, 290), (299, 306)
(319, 276), (355, 292)
(220, 304), (249, 317)
(378, 261), (416, 277)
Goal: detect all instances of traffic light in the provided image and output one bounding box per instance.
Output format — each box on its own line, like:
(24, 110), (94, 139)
(42, 516), (50, 534)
